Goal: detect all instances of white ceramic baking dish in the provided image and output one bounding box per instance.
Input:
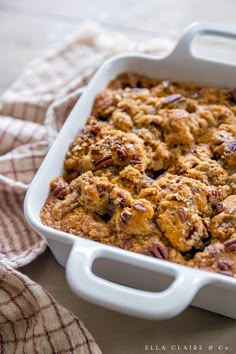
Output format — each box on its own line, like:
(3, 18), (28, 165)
(24, 22), (236, 320)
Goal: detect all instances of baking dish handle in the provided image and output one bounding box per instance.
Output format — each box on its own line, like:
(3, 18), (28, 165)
(171, 21), (236, 60)
(66, 240), (208, 319)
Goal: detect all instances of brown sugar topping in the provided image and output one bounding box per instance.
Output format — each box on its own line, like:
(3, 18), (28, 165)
(40, 73), (236, 278)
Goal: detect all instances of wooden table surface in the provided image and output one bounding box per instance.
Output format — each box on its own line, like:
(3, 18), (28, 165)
(1, 1), (236, 353)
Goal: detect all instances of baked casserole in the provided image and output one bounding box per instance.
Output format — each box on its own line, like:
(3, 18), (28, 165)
(40, 73), (236, 278)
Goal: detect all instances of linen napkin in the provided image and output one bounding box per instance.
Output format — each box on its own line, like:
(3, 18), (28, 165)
(0, 22), (173, 353)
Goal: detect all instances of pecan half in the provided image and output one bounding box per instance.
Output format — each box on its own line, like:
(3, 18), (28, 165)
(94, 154), (113, 171)
(47, 184), (67, 203)
(150, 241), (168, 260)
(224, 238), (236, 252)
(217, 259), (234, 271)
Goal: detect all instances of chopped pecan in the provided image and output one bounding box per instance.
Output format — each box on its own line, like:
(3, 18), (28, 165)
(226, 140), (236, 152)
(190, 146), (198, 153)
(162, 94), (185, 107)
(187, 226), (194, 240)
(227, 89), (236, 105)
(123, 239), (133, 250)
(116, 147), (128, 161)
(142, 175), (155, 184)
(134, 203), (147, 212)
(97, 183), (114, 193)
(132, 88), (142, 93)
(218, 270), (233, 277)
(121, 210), (132, 223)
(150, 241), (168, 260)
(190, 90), (202, 99)
(114, 195), (128, 208)
(90, 125), (101, 135)
(224, 238), (236, 252)
(162, 80), (170, 88)
(212, 202), (223, 214)
(130, 160), (142, 165)
(94, 154), (113, 171)
(177, 207), (188, 223)
(186, 224), (202, 240)
(119, 210), (132, 230)
(191, 187), (199, 194)
(208, 189), (223, 202)
(113, 138), (123, 145)
(118, 220), (126, 230)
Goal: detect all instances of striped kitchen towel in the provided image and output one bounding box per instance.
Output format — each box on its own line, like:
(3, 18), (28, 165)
(0, 22), (173, 353)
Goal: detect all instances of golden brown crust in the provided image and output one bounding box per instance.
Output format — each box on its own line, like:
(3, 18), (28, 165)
(40, 73), (236, 278)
